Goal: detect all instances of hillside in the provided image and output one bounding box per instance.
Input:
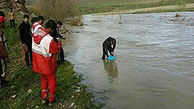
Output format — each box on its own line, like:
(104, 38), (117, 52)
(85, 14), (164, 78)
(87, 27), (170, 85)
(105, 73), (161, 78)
(78, 0), (194, 14)
(26, 0), (37, 5)
(0, 0), (27, 12)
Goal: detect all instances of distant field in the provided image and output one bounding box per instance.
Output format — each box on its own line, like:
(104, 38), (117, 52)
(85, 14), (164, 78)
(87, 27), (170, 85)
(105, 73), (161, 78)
(78, 0), (194, 14)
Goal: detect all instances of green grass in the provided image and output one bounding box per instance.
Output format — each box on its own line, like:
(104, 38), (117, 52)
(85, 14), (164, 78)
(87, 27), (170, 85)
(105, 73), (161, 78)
(132, 7), (194, 14)
(78, 0), (194, 14)
(0, 12), (99, 109)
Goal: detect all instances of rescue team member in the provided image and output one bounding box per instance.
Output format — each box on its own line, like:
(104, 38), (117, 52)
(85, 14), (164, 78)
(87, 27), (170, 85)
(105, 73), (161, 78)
(32, 19), (61, 106)
(31, 16), (45, 35)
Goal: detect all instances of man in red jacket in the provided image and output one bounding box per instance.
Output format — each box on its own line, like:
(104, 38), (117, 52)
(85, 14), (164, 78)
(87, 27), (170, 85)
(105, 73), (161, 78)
(31, 16), (44, 35)
(32, 19), (61, 106)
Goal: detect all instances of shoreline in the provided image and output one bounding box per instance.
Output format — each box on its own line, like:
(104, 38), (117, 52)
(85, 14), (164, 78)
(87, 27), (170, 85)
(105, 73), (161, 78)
(95, 3), (194, 15)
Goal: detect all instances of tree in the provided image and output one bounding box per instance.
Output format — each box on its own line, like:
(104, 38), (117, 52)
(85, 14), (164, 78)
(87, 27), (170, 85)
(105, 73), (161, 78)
(35, 0), (82, 25)
(0, 0), (28, 13)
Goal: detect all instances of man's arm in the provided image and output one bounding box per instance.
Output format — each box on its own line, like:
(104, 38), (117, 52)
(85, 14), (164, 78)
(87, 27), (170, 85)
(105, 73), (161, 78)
(112, 43), (116, 51)
(104, 47), (109, 57)
(56, 28), (63, 39)
(49, 39), (62, 55)
(110, 39), (116, 55)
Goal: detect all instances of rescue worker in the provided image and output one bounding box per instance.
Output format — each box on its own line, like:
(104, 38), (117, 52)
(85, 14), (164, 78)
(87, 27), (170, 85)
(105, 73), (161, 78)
(32, 19), (61, 106)
(31, 16), (44, 34)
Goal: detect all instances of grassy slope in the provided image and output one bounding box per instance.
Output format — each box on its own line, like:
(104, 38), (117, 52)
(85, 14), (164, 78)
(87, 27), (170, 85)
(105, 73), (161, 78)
(78, 0), (194, 14)
(0, 12), (99, 109)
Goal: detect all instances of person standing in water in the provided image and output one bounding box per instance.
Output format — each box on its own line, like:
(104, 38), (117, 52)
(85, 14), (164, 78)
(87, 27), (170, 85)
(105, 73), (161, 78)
(102, 37), (116, 59)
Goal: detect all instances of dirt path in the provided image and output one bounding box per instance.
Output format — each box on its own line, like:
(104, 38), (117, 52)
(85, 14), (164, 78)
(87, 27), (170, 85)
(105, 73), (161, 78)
(96, 3), (194, 15)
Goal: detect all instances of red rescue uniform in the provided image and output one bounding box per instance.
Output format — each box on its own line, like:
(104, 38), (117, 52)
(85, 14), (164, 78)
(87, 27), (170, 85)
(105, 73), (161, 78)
(32, 24), (61, 102)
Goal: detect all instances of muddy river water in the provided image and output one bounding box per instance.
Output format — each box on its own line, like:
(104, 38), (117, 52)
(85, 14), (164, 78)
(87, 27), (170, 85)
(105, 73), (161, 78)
(62, 12), (194, 109)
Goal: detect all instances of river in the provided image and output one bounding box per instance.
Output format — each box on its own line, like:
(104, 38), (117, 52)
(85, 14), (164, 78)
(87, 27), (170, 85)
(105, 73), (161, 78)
(62, 12), (194, 109)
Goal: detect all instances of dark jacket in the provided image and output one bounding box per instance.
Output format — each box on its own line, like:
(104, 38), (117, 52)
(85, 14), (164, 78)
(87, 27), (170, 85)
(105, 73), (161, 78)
(51, 28), (63, 43)
(52, 28), (62, 39)
(102, 37), (116, 56)
(56, 28), (62, 39)
(19, 21), (32, 47)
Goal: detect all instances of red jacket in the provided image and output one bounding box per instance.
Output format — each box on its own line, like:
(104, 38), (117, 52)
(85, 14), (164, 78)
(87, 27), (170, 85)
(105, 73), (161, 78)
(32, 26), (61, 75)
(31, 22), (43, 35)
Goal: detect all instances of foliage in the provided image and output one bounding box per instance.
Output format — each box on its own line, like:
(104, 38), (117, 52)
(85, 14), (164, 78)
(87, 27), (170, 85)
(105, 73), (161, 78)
(34, 0), (82, 25)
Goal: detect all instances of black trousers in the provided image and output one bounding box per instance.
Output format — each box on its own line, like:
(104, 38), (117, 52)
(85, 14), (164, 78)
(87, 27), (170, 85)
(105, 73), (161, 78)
(25, 45), (32, 66)
(10, 20), (15, 28)
(0, 58), (7, 81)
(58, 48), (64, 62)
(2, 21), (5, 28)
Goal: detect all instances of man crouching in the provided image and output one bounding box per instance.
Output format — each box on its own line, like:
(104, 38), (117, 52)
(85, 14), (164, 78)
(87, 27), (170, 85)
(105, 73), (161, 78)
(102, 37), (116, 60)
(32, 19), (61, 106)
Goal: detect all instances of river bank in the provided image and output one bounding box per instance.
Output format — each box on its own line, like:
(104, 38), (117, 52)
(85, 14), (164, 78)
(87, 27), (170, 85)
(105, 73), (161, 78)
(96, 3), (194, 15)
(0, 12), (99, 109)
(79, 0), (194, 15)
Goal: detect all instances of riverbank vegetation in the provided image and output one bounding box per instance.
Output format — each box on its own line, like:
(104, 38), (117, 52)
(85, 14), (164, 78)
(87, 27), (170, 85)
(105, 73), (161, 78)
(34, 0), (83, 26)
(78, 0), (194, 14)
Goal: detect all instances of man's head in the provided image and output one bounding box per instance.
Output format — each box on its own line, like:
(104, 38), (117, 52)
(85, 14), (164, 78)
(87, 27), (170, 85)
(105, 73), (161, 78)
(37, 16), (45, 25)
(0, 7), (3, 12)
(56, 21), (63, 28)
(23, 14), (29, 23)
(31, 17), (38, 24)
(10, 8), (13, 12)
(44, 19), (57, 33)
(111, 38), (116, 46)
